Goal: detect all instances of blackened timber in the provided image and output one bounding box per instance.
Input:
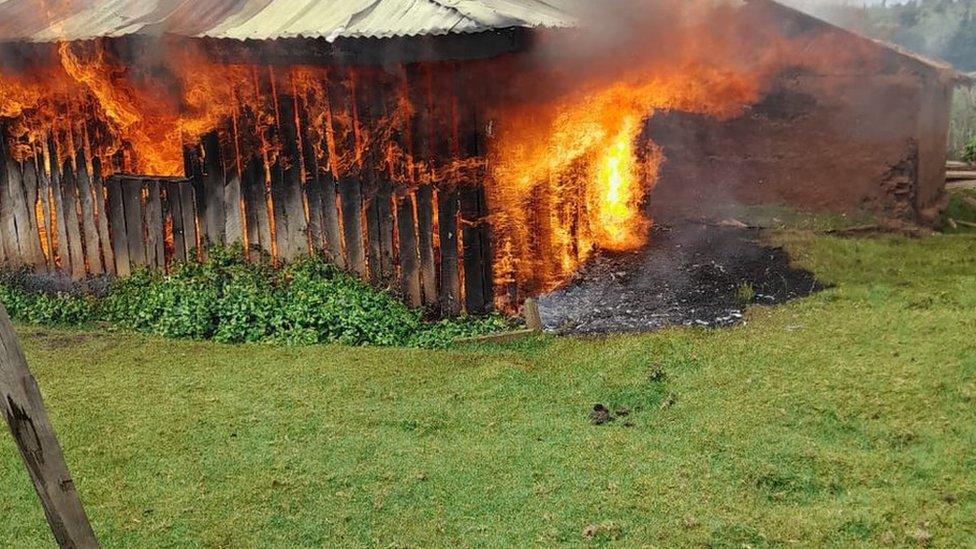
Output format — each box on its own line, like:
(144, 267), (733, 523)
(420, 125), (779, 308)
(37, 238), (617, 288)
(201, 132), (227, 247)
(368, 79), (397, 286)
(407, 66), (438, 307)
(47, 136), (70, 273)
(74, 150), (103, 274)
(105, 176), (130, 276)
(396, 192), (422, 307)
(178, 179), (198, 260)
(91, 158), (115, 276)
(145, 180), (164, 269)
(276, 93), (310, 260)
(241, 158), (266, 254)
(221, 125), (244, 246)
(183, 146), (207, 256)
(21, 158), (47, 270)
(298, 94), (326, 253)
(120, 178), (146, 268)
(166, 181), (186, 264)
(35, 154), (54, 270)
(457, 74), (493, 315)
(416, 185), (437, 308)
(59, 158), (86, 278)
(7, 156), (40, 268)
(438, 188), (461, 316)
(0, 140), (19, 265)
(331, 68), (366, 277)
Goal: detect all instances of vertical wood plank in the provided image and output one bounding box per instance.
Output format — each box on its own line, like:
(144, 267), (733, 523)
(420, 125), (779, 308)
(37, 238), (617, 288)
(331, 68), (366, 277)
(201, 132), (227, 247)
(222, 124), (244, 246)
(457, 72), (493, 315)
(121, 178), (146, 269)
(91, 158), (115, 276)
(21, 158), (47, 270)
(8, 158), (40, 268)
(437, 187), (461, 316)
(0, 138), (19, 266)
(47, 135), (70, 273)
(36, 152), (54, 270)
(415, 185), (437, 308)
(145, 180), (164, 269)
(396, 192), (422, 307)
(178, 180), (198, 261)
(241, 158), (265, 254)
(183, 145), (207, 256)
(105, 176), (130, 277)
(74, 149), (103, 275)
(166, 181), (187, 264)
(59, 158), (86, 278)
(275, 93), (310, 260)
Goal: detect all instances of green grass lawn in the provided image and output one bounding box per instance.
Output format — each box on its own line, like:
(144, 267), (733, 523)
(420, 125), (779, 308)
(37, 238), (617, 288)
(2, 230), (975, 547)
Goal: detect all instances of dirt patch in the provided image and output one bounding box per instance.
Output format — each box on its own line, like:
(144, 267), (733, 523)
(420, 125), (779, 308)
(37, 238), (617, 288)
(537, 223), (823, 334)
(26, 329), (95, 351)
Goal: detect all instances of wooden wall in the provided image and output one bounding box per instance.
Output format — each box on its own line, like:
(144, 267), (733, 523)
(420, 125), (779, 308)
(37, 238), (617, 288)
(0, 65), (495, 317)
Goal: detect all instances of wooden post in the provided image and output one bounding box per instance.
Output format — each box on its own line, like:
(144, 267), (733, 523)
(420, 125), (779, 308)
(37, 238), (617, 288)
(0, 304), (99, 548)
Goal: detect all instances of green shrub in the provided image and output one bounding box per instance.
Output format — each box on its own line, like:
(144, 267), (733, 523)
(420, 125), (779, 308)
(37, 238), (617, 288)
(0, 246), (512, 349)
(964, 136), (976, 163)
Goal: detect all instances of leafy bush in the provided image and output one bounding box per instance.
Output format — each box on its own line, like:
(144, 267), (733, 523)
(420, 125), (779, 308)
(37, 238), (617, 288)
(964, 136), (976, 164)
(1, 246), (512, 349)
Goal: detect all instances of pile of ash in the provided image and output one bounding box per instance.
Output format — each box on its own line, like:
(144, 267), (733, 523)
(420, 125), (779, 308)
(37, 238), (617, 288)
(536, 223), (823, 334)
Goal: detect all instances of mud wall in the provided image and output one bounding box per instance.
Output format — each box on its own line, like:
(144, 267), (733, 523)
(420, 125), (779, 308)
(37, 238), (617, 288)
(648, 4), (955, 225)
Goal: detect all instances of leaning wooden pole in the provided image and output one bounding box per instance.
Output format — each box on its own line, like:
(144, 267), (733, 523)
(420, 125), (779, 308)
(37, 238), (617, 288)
(0, 304), (98, 548)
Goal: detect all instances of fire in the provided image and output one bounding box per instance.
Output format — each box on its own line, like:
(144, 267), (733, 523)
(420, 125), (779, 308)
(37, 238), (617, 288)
(0, 0), (882, 311)
(594, 115), (644, 250)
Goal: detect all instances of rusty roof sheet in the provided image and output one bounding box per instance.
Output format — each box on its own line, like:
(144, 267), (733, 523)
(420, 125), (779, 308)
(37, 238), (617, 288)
(0, 0), (581, 42)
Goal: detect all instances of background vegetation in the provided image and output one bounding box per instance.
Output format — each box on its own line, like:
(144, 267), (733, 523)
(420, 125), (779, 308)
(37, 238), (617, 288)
(0, 247), (509, 349)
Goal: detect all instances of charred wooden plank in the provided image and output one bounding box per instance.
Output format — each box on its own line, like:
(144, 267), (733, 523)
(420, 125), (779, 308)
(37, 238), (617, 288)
(275, 93), (310, 261)
(145, 180), (165, 269)
(415, 185), (437, 308)
(59, 158), (86, 278)
(165, 181), (186, 264)
(201, 132), (227, 247)
(74, 150), (103, 275)
(183, 145), (207, 257)
(178, 179), (198, 261)
(105, 176), (130, 277)
(35, 153), (54, 270)
(46, 135), (70, 273)
(221, 125), (244, 246)
(438, 187), (462, 316)
(0, 139), (19, 266)
(7, 158), (41, 268)
(298, 94), (325, 253)
(0, 304), (99, 548)
(330, 68), (366, 277)
(457, 73), (492, 315)
(396, 192), (422, 307)
(120, 177), (147, 268)
(241, 158), (265, 254)
(90, 158), (115, 276)
(21, 157), (47, 271)
(339, 176), (366, 278)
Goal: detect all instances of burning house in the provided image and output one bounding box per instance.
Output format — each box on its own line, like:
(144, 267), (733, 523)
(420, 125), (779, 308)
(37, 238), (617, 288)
(0, 0), (967, 318)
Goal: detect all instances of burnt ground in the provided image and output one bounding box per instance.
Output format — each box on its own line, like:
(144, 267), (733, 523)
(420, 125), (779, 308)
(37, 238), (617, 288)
(536, 223), (823, 334)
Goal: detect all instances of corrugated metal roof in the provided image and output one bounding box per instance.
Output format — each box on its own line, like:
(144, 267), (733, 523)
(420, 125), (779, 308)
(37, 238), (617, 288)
(0, 0), (581, 42)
